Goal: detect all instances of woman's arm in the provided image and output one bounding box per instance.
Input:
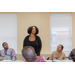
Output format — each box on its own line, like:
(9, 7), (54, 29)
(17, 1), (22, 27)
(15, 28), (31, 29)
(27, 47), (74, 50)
(49, 52), (53, 60)
(37, 36), (42, 56)
(49, 51), (55, 60)
(63, 53), (66, 60)
(23, 36), (28, 47)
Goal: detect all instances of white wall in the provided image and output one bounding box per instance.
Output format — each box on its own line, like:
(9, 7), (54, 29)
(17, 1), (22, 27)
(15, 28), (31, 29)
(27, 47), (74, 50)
(0, 14), (17, 53)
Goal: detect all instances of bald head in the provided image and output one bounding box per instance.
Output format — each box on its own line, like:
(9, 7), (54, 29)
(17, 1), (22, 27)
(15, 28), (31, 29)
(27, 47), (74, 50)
(22, 46), (37, 62)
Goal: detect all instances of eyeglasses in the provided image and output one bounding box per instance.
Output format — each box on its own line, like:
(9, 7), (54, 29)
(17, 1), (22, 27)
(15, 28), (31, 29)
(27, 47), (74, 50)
(57, 46), (61, 48)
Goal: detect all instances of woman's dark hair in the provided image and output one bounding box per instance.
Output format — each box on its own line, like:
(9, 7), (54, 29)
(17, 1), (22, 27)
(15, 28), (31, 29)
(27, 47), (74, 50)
(59, 44), (64, 50)
(27, 26), (39, 35)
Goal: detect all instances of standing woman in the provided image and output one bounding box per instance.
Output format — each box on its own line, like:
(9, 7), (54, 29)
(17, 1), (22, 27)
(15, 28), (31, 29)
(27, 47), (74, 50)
(23, 26), (42, 56)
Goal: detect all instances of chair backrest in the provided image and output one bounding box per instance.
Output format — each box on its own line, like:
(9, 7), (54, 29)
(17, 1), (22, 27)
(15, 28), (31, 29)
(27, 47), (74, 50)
(47, 57), (50, 60)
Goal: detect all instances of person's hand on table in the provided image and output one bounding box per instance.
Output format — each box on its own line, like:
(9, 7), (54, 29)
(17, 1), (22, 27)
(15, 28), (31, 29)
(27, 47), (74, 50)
(22, 58), (27, 62)
(37, 56), (39, 58)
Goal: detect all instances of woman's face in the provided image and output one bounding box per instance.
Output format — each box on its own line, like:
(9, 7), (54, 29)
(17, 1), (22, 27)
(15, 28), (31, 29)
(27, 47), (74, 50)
(31, 27), (36, 34)
(57, 45), (62, 52)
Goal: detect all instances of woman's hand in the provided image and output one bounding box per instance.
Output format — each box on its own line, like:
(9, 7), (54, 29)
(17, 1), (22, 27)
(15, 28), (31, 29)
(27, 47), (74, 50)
(22, 58), (27, 62)
(37, 56), (39, 58)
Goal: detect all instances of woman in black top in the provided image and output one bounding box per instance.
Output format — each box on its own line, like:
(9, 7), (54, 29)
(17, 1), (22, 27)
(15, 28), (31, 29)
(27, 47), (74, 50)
(23, 26), (42, 56)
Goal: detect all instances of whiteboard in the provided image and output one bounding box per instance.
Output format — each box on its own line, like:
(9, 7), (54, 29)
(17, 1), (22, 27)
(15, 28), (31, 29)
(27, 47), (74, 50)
(0, 14), (17, 53)
(50, 14), (72, 56)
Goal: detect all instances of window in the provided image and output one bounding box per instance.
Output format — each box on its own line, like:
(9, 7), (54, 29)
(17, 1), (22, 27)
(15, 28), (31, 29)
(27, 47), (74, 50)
(50, 14), (72, 56)
(0, 14), (17, 53)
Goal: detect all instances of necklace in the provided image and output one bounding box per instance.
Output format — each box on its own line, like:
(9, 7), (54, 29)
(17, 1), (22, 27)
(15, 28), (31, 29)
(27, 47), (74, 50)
(54, 50), (62, 59)
(29, 36), (35, 41)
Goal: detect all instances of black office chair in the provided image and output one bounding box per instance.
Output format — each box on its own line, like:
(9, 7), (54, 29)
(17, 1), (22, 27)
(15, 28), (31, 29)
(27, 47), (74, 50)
(47, 57), (50, 60)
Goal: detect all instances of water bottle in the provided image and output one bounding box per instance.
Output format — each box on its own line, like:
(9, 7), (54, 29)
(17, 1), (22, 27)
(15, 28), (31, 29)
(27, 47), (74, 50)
(12, 57), (15, 61)
(53, 58), (57, 62)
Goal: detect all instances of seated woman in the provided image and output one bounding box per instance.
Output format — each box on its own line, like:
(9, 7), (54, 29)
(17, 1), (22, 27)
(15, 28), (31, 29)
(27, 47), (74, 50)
(49, 44), (66, 60)
(69, 49), (75, 62)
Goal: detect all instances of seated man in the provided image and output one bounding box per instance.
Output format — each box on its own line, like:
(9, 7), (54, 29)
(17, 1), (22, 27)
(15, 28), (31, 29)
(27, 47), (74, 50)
(22, 46), (46, 62)
(0, 42), (16, 60)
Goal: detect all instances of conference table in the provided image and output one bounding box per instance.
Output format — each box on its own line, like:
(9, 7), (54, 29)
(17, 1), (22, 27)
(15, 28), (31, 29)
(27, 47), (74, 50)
(45, 60), (73, 62)
(0, 60), (73, 62)
(0, 60), (24, 62)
